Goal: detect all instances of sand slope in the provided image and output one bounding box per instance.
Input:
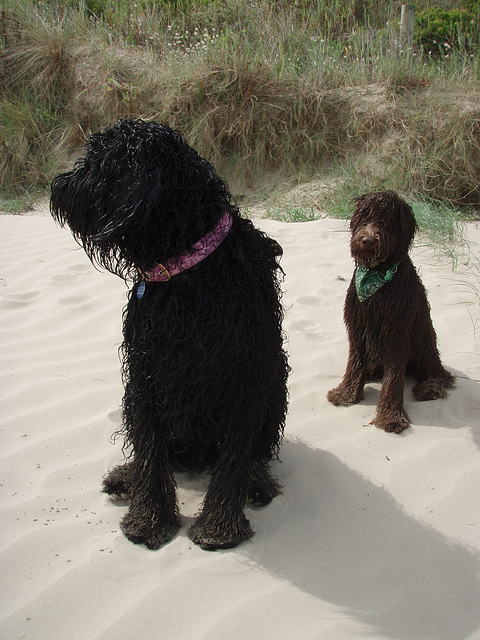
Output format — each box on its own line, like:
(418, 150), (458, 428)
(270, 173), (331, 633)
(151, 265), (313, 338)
(1, 208), (479, 640)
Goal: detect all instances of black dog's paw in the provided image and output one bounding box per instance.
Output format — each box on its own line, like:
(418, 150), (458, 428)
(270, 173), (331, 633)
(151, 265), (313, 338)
(247, 482), (280, 507)
(188, 514), (254, 551)
(102, 463), (134, 499)
(120, 509), (180, 550)
(247, 469), (282, 506)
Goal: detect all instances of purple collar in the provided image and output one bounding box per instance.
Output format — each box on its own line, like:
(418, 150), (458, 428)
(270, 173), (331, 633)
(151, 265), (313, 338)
(139, 211), (233, 283)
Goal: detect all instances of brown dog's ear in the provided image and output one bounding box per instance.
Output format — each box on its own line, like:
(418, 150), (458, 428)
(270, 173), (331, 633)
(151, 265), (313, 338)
(389, 192), (417, 248)
(350, 192), (379, 230)
(352, 192), (369, 209)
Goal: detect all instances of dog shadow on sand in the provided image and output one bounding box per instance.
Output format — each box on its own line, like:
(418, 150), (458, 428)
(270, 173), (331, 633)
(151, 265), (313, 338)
(241, 436), (480, 640)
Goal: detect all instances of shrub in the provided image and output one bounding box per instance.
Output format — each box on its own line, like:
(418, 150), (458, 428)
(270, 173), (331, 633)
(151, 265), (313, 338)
(415, 7), (478, 54)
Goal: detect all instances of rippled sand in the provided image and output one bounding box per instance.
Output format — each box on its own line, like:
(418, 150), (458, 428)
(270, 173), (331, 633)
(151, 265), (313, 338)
(1, 208), (479, 640)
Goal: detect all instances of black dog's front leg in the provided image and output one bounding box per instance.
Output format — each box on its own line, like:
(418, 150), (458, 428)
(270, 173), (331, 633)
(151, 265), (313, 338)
(119, 441), (181, 549)
(189, 431), (255, 550)
(110, 383), (181, 549)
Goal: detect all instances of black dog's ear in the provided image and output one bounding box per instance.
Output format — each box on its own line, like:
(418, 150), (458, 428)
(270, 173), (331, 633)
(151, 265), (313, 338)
(50, 162), (96, 238)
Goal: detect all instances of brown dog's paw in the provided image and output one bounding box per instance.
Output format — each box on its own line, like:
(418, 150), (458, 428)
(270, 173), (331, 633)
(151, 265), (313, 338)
(327, 386), (362, 406)
(373, 411), (410, 434)
(413, 372), (455, 401)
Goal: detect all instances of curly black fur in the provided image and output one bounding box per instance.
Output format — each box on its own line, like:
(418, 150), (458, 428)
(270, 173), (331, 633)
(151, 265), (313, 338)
(51, 119), (289, 550)
(327, 191), (454, 434)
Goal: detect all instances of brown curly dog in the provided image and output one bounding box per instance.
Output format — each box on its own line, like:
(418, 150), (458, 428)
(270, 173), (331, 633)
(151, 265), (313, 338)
(327, 191), (455, 434)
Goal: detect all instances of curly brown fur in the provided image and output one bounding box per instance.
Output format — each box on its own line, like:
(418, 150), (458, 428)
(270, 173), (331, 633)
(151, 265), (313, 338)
(327, 191), (454, 434)
(50, 119), (289, 550)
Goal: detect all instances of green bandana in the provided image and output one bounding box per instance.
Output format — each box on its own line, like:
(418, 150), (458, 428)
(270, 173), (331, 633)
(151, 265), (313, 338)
(355, 263), (399, 302)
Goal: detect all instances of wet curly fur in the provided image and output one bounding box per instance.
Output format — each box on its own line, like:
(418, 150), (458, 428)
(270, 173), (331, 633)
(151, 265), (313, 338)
(327, 191), (454, 434)
(50, 119), (289, 550)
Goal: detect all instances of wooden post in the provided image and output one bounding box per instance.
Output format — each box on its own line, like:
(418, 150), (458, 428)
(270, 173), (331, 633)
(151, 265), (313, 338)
(400, 4), (415, 50)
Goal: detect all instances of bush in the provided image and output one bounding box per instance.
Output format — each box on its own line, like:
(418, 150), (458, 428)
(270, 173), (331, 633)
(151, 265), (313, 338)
(415, 7), (478, 54)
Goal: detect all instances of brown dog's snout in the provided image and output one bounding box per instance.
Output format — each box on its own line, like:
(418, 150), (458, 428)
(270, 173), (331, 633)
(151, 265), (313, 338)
(356, 224), (378, 249)
(361, 235), (376, 249)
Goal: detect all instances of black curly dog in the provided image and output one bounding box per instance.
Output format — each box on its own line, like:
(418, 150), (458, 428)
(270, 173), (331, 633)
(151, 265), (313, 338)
(50, 119), (289, 550)
(327, 191), (454, 434)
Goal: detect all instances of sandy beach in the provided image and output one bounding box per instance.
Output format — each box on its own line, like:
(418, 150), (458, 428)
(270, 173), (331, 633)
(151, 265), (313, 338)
(1, 204), (479, 640)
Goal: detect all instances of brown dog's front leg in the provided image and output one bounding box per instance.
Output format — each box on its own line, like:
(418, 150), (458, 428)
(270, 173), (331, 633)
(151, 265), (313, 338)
(373, 366), (410, 434)
(327, 342), (367, 406)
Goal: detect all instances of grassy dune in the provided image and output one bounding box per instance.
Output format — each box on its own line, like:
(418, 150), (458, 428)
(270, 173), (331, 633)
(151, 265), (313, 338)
(1, 0), (479, 229)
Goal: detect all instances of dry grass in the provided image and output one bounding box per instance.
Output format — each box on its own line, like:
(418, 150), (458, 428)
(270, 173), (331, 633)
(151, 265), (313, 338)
(1, 0), (479, 218)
